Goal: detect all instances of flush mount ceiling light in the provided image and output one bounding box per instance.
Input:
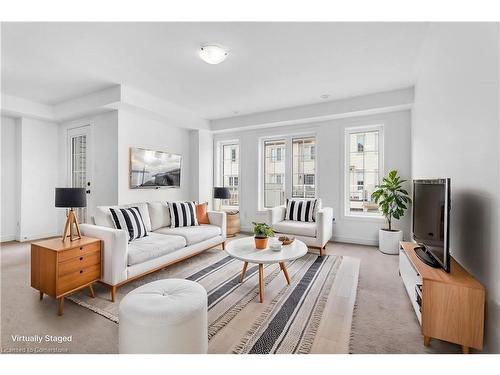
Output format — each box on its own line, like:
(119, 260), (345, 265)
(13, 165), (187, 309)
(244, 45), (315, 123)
(199, 45), (228, 64)
(320, 94), (331, 100)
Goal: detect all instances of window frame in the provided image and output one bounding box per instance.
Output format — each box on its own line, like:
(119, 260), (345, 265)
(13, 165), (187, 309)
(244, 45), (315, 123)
(259, 133), (317, 210)
(262, 138), (287, 209)
(291, 136), (317, 200)
(217, 140), (240, 209)
(344, 124), (385, 220)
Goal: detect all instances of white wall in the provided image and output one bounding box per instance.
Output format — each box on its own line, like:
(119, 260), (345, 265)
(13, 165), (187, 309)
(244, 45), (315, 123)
(58, 111), (119, 222)
(18, 117), (60, 240)
(412, 23), (500, 352)
(214, 110), (412, 244)
(1, 116), (19, 241)
(190, 129), (214, 208)
(117, 109), (193, 204)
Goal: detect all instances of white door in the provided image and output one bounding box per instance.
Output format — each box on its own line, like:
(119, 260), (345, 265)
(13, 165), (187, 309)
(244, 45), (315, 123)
(68, 125), (92, 223)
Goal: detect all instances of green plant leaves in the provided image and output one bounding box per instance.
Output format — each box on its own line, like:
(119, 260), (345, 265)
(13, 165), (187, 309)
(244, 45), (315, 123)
(370, 169), (412, 230)
(252, 221), (274, 237)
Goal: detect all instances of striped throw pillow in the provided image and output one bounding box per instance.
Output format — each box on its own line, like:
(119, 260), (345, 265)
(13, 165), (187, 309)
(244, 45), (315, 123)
(285, 199), (317, 222)
(168, 201), (199, 228)
(109, 207), (148, 242)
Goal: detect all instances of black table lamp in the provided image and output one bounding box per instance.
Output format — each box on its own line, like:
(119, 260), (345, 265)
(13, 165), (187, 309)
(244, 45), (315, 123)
(213, 187), (231, 211)
(55, 188), (87, 241)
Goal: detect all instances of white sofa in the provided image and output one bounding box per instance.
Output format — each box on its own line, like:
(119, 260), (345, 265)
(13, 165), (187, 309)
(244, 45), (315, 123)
(267, 202), (333, 257)
(80, 201), (226, 302)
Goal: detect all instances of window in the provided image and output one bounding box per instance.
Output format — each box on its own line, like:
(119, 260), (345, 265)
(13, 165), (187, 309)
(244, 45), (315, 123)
(264, 140), (286, 208)
(292, 137), (316, 198)
(346, 126), (383, 216)
(221, 143), (239, 207)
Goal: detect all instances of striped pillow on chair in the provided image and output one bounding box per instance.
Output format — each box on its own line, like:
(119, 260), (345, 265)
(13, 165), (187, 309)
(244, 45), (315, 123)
(109, 207), (148, 242)
(285, 198), (318, 222)
(168, 201), (199, 228)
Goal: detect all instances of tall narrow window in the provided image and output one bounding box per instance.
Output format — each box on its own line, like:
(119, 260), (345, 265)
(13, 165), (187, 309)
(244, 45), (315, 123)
(71, 135), (87, 223)
(264, 139), (286, 207)
(346, 127), (382, 215)
(222, 143), (239, 207)
(292, 137), (316, 198)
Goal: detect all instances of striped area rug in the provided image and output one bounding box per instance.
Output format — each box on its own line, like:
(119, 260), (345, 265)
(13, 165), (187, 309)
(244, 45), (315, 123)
(68, 248), (359, 354)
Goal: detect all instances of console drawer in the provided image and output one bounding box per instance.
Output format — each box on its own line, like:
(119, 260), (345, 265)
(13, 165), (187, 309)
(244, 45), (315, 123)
(58, 241), (100, 262)
(57, 264), (101, 296)
(58, 251), (101, 276)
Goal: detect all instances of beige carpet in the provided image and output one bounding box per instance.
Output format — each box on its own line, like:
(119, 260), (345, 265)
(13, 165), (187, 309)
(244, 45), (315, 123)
(1, 237), (460, 354)
(68, 251), (359, 354)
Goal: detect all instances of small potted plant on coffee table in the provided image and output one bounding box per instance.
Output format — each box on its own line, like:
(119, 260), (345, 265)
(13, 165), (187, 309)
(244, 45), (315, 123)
(371, 170), (412, 255)
(252, 222), (274, 250)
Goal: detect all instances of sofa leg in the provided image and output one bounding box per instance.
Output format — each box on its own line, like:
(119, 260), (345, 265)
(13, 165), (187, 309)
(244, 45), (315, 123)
(221, 241), (226, 250)
(111, 285), (117, 303)
(320, 246), (325, 257)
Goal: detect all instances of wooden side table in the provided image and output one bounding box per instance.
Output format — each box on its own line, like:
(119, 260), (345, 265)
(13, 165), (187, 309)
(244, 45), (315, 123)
(225, 210), (240, 237)
(31, 236), (102, 316)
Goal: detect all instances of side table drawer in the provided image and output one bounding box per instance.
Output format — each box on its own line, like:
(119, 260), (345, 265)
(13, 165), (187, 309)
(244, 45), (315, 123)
(57, 263), (101, 296)
(58, 251), (101, 276)
(58, 241), (100, 262)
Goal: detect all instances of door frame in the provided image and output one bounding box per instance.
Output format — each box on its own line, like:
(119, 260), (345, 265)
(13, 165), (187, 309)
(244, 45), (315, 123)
(66, 124), (93, 223)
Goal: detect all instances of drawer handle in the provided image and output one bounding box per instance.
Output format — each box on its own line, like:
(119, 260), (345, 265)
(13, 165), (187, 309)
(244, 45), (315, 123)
(80, 257), (83, 261)
(80, 270), (83, 274)
(80, 247), (83, 250)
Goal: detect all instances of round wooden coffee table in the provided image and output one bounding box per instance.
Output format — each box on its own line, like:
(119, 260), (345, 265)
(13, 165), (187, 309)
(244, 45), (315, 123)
(225, 237), (308, 303)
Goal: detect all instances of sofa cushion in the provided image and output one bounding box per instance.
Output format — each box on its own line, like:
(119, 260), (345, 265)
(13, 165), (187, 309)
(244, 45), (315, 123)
(127, 232), (186, 266)
(147, 201), (171, 231)
(95, 203), (152, 232)
(272, 220), (317, 237)
(153, 224), (221, 246)
(168, 201), (198, 228)
(109, 207), (148, 242)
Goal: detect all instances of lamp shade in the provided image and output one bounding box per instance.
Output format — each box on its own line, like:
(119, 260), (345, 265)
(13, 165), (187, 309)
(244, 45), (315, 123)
(55, 188), (87, 208)
(213, 187), (231, 199)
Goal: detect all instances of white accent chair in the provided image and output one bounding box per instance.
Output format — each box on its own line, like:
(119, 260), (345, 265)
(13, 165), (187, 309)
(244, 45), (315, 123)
(119, 279), (208, 354)
(267, 203), (333, 257)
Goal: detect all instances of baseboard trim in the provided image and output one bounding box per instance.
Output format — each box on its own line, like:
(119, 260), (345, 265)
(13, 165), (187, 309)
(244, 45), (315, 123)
(0, 234), (17, 242)
(332, 236), (378, 247)
(17, 232), (60, 242)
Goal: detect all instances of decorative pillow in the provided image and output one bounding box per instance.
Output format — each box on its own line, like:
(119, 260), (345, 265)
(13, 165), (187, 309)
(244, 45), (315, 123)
(195, 202), (210, 224)
(95, 203), (152, 232)
(109, 207), (148, 242)
(147, 201), (171, 230)
(168, 201), (199, 228)
(285, 198), (318, 222)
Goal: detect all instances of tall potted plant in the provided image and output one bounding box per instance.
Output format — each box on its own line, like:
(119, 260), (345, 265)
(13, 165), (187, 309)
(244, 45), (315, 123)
(371, 170), (411, 254)
(252, 222), (274, 250)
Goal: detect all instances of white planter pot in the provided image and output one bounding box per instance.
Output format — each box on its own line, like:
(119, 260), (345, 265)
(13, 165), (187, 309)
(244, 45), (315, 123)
(378, 229), (403, 255)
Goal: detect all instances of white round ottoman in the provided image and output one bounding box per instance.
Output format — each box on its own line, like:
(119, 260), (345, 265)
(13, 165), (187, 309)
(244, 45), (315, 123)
(119, 279), (208, 354)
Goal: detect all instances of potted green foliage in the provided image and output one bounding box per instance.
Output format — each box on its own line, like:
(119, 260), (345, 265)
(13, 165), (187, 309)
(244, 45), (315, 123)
(371, 170), (412, 254)
(252, 222), (274, 250)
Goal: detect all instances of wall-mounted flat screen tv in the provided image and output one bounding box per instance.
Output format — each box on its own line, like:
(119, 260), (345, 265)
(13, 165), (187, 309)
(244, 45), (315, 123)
(129, 147), (181, 189)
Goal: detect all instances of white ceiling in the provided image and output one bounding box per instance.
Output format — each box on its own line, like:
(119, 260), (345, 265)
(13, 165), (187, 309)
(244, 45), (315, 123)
(1, 22), (428, 119)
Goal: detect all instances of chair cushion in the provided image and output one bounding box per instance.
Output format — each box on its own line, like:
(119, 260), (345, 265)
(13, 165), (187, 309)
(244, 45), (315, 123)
(127, 232), (186, 266)
(272, 220), (317, 237)
(285, 199), (318, 222)
(154, 224), (221, 246)
(147, 201), (171, 230)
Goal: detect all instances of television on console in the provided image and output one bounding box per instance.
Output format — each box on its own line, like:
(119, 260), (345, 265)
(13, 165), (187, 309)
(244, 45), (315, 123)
(129, 147), (181, 189)
(412, 178), (451, 272)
